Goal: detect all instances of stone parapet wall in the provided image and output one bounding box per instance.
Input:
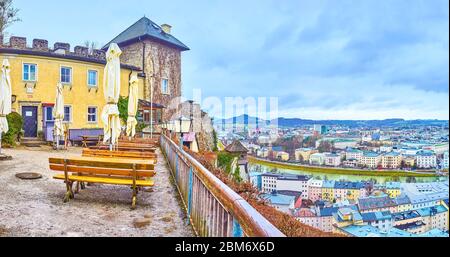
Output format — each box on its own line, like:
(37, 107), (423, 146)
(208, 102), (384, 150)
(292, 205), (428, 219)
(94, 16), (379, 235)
(1, 36), (106, 60)
(32, 39), (49, 51)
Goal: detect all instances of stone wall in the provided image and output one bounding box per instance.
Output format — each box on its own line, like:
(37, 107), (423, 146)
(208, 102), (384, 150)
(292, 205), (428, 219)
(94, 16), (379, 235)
(120, 39), (182, 121)
(1, 36), (106, 61)
(32, 39), (49, 51)
(9, 36), (27, 49)
(54, 42), (70, 52)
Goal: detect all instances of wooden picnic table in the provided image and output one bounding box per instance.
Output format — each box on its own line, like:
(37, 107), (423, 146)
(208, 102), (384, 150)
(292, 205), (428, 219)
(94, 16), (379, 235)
(80, 135), (103, 148)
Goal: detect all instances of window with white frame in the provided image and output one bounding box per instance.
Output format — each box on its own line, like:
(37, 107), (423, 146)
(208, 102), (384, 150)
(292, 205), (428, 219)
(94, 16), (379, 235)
(23, 63), (37, 81)
(61, 67), (72, 84)
(87, 70), (98, 87)
(161, 79), (170, 94)
(64, 106), (72, 122)
(87, 107), (97, 123)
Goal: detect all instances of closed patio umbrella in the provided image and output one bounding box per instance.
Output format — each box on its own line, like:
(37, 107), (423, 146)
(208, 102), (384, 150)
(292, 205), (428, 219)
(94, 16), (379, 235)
(0, 59), (12, 155)
(101, 43), (122, 149)
(53, 82), (65, 150)
(126, 74), (139, 138)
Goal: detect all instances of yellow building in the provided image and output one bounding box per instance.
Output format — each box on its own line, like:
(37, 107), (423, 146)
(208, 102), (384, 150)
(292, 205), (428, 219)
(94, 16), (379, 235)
(386, 189), (401, 199)
(321, 181), (335, 202)
(383, 182), (402, 199)
(381, 152), (402, 169)
(346, 188), (361, 201)
(294, 148), (318, 162)
(1, 39), (144, 140)
(276, 151), (290, 161)
(394, 195), (412, 213)
(331, 208), (364, 234)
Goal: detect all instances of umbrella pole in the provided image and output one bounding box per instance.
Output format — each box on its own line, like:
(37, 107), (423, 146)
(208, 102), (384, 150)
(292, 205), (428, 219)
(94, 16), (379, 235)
(109, 130), (112, 151)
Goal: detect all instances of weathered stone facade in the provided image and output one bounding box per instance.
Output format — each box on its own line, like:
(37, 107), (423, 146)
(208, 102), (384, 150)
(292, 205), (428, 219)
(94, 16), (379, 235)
(74, 46), (89, 56)
(32, 39), (49, 51)
(120, 38), (182, 121)
(9, 36), (27, 49)
(54, 42), (70, 52)
(178, 100), (216, 152)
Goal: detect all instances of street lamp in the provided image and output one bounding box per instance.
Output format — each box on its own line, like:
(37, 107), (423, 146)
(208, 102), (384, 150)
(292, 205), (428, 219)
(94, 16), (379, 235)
(167, 120), (175, 132)
(175, 116), (191, 149)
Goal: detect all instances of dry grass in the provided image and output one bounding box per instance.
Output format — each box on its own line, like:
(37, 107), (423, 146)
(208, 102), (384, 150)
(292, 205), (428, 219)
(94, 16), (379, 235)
(182, 145), (343, 237)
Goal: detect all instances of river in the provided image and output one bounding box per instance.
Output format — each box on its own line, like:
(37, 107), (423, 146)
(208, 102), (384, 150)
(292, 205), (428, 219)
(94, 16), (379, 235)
(248, 162), (448, 184)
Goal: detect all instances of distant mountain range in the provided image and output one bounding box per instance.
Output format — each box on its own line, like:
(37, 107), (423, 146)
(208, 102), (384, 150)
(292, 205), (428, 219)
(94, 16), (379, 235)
(214, 115), (449, 128)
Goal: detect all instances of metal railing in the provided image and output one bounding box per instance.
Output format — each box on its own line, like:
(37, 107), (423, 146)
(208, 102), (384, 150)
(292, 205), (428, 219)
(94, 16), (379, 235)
(160, 134), (285, 237)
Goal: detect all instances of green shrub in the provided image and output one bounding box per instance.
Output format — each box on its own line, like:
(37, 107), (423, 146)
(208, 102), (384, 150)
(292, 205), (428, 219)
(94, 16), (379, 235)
(217, 152), (237, 174)
(233, 165), (242, 183)
(136, 122), (147, 133)
(1, 112), (24, 147)
(212, 129), (218, 152)
(118, 96), (129, 124)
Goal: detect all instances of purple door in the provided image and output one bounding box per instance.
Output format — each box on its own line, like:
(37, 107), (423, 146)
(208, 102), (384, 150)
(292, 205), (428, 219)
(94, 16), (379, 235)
(22, 106), (38, 138)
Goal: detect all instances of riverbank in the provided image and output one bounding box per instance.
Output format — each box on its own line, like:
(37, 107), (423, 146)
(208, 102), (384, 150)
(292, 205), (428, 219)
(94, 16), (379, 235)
(248, 156), (439, 178)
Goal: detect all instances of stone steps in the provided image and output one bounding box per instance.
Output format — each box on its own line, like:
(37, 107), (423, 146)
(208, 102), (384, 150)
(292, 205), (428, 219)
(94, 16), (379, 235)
(21, 138), (47, 147)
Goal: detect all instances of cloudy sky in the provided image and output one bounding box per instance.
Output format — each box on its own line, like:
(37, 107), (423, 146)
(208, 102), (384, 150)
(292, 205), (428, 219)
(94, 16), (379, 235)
(9, 0), (449, 120)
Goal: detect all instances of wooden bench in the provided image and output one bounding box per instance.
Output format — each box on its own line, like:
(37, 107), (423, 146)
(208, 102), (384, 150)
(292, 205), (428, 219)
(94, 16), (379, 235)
(117, 142), (156, 149)
(82, 148), (157, 160)
(49, 156), (155, 209)
(90, 145), (157, 153)
(119, 137), (159, 145)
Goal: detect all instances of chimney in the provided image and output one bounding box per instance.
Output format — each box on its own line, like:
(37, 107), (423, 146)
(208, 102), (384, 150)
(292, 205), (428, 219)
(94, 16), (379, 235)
(161, 24), (172, 34)
(32, 39), (49, 51)
(54, 42), (70, 53)
(10, 36), (27, 49)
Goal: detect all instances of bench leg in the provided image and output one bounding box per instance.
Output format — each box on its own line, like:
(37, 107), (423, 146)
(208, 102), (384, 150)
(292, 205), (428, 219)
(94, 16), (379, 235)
(63, 181), (74, 202)
(131, 188), (138, 210)
(75, 182), (80, 194)
(63, 191), (71, 203)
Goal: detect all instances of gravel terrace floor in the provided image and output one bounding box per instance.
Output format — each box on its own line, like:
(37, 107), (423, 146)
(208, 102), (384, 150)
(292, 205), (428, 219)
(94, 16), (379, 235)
(0, 146), (194, 237)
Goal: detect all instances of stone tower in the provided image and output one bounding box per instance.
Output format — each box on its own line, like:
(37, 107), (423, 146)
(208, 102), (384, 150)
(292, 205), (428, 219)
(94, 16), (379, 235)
(102, 17), (190, 121)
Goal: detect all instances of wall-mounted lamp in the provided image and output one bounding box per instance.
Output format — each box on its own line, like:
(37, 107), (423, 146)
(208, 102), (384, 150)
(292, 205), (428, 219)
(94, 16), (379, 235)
(11, 95), (17, 104)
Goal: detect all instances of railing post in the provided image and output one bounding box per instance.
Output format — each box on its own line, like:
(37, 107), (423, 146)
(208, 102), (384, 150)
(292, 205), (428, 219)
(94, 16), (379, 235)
(186, 167), (194, 225)
(175, 152), (179, 183)
(232, 219), (243, 237)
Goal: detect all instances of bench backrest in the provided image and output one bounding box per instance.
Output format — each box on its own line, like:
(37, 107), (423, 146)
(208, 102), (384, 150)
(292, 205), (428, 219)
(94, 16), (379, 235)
(49, 157), (155, 178)
(82, 149), (157, 159)
(119, 137), (159, 143)
(91, 145), (156, 153)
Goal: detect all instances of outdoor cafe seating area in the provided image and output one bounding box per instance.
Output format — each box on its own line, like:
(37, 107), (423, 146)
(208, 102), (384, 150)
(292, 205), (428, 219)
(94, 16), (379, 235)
(49, 135), (159, 209)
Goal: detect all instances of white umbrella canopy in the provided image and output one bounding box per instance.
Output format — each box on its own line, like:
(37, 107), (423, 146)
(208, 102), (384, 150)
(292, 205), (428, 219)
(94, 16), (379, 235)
(101, 43), (122, 146)
(53, 82), (65, 142)
(126, 74), (139, 138)
(0, 59), (12, 153)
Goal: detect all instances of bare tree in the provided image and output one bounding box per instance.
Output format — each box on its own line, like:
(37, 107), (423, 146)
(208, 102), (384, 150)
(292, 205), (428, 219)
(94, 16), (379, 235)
(317, 141), (333, 153)
(0, 0), (20, 37)
(83, 40), (98, 55)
